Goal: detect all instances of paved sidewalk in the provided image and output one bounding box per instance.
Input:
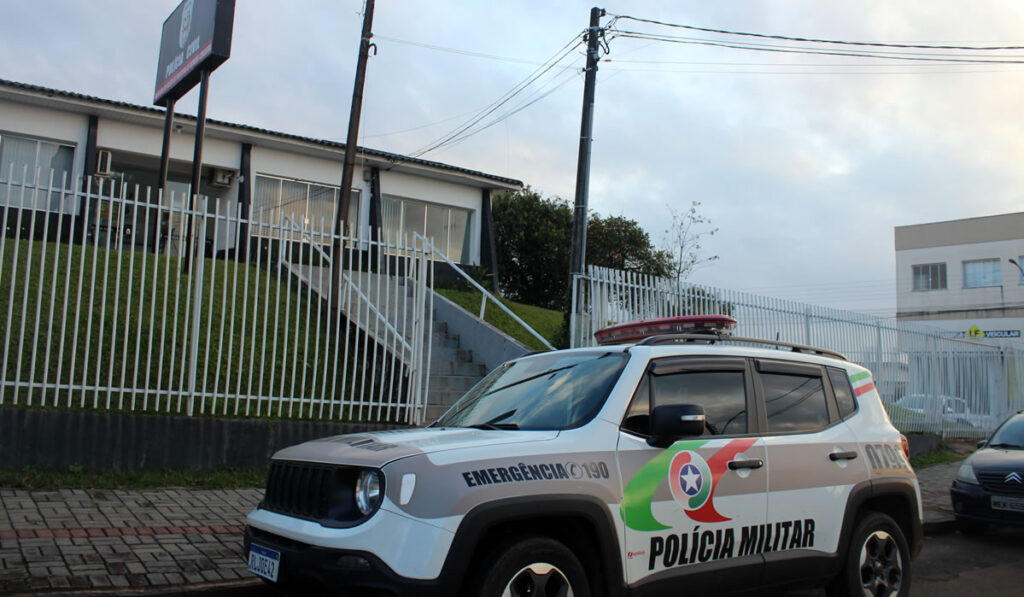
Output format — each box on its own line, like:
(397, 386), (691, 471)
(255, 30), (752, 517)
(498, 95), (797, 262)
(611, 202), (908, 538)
(0, 488), (263, 595)
(0, 461), (964, 595)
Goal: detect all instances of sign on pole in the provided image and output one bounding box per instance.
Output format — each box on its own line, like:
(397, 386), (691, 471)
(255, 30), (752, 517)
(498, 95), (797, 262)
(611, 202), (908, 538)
(154, 0), (235, 105)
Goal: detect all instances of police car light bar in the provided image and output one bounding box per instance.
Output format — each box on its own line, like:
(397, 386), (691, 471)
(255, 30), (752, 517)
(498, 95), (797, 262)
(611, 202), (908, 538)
(593, 315), (737, 345)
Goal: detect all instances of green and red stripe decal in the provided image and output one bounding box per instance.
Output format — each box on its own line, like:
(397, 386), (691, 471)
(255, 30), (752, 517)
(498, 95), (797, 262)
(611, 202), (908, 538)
(850, 371), (876, 397)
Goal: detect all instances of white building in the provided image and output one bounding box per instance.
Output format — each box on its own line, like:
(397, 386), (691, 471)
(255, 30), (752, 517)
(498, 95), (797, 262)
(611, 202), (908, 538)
(0, 78), (520, 278)
(895, 212), (1024, 342)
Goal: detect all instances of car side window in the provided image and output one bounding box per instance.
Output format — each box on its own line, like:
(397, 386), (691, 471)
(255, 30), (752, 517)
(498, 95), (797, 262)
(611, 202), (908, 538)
(828, 367), (858, 419)
(763, 372), (829, 433)
(651, 370), (748, 436)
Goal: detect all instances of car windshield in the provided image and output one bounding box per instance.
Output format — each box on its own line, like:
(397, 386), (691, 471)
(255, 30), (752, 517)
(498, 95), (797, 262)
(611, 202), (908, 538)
(988, 415), (1024, 449)
(434, 351), (629, 431)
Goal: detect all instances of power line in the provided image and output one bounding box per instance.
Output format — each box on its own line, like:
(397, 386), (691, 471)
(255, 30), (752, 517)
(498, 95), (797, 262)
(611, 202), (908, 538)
(612, 31), (1024, 65)
(375, 34), (559, 67)
(406, 32), (585, 159)
(607, 13), (1024, 51)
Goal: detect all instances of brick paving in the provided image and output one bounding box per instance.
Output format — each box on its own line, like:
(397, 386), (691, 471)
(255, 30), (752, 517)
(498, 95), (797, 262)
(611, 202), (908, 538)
(0, 463), (963, 594)
(0, 488), (263, 594)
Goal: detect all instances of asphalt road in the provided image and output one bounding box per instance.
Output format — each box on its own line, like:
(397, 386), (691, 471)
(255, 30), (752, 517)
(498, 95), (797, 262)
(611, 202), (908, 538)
(166, 527), (1024, 596)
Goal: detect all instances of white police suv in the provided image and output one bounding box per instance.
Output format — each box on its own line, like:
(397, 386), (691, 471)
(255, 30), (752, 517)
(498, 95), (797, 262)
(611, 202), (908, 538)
(244, 315), (922, 597)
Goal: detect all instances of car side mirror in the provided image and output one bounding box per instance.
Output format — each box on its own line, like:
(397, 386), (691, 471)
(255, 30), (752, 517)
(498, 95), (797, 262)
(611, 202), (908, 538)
(977, 440), (988, 449)
(648, 404), (706, 448)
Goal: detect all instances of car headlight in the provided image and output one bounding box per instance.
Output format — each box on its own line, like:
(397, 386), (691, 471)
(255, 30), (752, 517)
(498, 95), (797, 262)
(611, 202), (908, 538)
(956, 461), (979, 485)
(355, 470), (383, 516)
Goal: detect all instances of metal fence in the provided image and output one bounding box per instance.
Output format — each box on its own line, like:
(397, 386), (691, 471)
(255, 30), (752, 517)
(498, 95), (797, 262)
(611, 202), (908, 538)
(0, 172), (434, 424)
(573, 265), (1024, 438)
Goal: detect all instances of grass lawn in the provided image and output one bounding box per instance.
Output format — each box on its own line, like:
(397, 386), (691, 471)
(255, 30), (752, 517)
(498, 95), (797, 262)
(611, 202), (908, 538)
(436, 288), (564, 351)
(0, 238), (394, 420)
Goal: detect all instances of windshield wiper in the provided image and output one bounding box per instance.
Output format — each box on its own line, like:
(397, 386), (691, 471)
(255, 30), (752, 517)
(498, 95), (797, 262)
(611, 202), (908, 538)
(468, 409), (519, 430)
(988, 442), (1024, 449)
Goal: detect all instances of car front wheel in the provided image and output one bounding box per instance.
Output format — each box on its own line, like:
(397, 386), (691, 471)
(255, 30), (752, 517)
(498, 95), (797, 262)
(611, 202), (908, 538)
(475, 536), (590, 597)
(829, 510), (911, 597)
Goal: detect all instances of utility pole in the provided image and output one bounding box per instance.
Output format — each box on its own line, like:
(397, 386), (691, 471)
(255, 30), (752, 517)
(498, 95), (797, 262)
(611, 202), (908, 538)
(570, 7), (605, 282)
(569, 7), (605, 343)
(331, 0), (376, 326)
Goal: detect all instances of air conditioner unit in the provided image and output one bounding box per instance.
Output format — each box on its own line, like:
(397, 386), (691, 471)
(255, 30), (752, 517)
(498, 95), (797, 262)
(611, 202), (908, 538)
(96, 149), (112, 177)
(210, 168), (234, 188)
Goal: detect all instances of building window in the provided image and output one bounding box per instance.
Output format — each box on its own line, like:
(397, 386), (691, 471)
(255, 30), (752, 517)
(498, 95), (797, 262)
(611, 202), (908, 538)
(381, 195), (472, 263)
(0, 132), (75, 212)
(963, 258), (1001, 288)
(912, 263), (946, 291)
(252, 174), (358, 240)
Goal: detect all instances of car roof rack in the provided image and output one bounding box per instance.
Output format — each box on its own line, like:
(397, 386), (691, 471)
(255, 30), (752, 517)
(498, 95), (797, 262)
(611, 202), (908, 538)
(635, 333), (848, 361)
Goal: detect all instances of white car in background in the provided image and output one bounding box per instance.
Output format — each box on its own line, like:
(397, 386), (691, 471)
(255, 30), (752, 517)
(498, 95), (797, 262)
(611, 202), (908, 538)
(895, 394), (991, 428)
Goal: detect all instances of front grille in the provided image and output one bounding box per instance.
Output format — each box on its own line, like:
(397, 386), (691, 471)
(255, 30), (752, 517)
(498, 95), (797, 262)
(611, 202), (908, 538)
(978, 471), (1024, 496)
(262, 461), (362, 524)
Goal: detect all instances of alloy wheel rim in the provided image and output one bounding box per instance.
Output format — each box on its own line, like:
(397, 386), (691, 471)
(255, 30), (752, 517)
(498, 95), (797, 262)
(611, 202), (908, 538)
(500, 562), (574, 597)
(858, 530), (903, 597)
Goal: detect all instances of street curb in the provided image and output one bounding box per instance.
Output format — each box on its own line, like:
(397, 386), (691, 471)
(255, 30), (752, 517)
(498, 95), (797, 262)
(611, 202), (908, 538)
(4, 579), (263, 597)
(923, 518), (958, 536)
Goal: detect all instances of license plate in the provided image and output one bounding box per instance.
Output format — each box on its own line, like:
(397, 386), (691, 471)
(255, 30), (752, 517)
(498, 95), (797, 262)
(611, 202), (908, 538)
(248, 543), (280, 582)
(992, 495), (1024, 512)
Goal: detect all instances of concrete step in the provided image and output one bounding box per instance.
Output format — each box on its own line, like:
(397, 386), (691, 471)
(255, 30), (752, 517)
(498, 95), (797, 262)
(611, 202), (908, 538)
(431, 333), (460, 349)
(431, 359), (488, 377)
(430, 346), (474, 364)
(430, 375), (481, 392)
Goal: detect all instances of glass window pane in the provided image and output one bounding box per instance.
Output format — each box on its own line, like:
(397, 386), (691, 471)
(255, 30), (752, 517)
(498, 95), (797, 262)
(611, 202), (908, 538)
(252, 175), (281, 236)
(963, 259), (1001, 288)
(403, 201), (425, 239)
(828, 368), (857, 419)
(448, 208), (470, 264)
(763, 373), (828, 433)
(425, 204), (448, 253)
(652, 371), (747, 436)
(382, 196), (401, 242)
(279, 180), (307, 221)
(306, 184), (337, 235)
(347, 189), (359, 236)
(0, 134), (38, 186)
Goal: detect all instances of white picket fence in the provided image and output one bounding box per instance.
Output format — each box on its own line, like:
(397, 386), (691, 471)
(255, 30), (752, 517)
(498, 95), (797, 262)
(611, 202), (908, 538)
(0, 173), (433, 424)
(573, 265), (1024, 438)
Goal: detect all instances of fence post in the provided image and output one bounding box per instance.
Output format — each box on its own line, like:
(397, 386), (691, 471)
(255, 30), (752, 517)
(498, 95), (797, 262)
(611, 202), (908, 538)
(186, 196), (207, 417)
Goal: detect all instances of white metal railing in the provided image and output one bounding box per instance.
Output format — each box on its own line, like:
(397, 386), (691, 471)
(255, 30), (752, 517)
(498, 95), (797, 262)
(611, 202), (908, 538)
(0, 173), (432, 424)
(415, 232), (555, 351)
(573, 265), (1024, 438)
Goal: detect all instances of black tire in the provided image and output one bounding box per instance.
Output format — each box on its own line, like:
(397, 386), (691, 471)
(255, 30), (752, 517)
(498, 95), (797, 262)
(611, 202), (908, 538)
(956, 519), (988, 536)
(828, 511), (911, 597)
(474, 535), (591, 597)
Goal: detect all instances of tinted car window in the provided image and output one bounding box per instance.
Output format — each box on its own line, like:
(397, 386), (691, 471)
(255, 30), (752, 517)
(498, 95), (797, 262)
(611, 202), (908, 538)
(651, 371), (748, 436)
(828, 367), (857, 419)
(989, 414), (1024, 448)
(763, 372), (829, 433)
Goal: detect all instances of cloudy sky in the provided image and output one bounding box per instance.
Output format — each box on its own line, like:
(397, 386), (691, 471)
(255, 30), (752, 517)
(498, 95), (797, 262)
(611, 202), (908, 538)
(4, 1), (1024, 316)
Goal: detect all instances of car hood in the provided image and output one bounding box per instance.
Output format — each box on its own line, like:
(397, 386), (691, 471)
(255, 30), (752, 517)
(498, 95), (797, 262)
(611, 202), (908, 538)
(969, 447), (1024, 472)
(271, 427), (560, 468)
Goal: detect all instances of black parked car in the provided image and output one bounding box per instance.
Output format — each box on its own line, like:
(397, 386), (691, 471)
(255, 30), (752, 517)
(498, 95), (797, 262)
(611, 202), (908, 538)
(950, 410), (1024, 533)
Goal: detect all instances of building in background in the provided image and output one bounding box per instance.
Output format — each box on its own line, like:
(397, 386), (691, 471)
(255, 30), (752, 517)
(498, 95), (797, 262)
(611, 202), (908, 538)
(895, 212), (1024, 342)
(0, 78), (519, 280)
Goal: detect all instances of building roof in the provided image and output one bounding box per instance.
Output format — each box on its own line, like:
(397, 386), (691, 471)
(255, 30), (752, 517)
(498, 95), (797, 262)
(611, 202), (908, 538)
(0, 78), (523, 190)
(894, 211), (1024, 251)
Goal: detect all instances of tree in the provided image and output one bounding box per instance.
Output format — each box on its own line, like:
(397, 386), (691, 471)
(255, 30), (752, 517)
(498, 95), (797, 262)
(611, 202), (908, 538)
(492, 188), (572, 310)
(586, 214), (673, 277)
(492, 188), (674, 310)
(662, 201), (719, 282)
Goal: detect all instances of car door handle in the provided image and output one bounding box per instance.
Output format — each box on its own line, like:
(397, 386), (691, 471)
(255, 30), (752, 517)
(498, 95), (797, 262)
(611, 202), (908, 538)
(829, 451), (859, 461)
(728, 459), (764, 470)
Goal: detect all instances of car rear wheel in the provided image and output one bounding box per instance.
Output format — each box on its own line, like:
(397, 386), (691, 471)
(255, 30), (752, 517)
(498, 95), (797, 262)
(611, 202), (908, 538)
(475, 536), (590, 597)
(828, 510), (910, 597)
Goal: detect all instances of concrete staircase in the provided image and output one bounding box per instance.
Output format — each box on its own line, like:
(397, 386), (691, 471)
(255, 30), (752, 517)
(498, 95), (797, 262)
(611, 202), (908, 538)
(425, 319), (488, 422)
